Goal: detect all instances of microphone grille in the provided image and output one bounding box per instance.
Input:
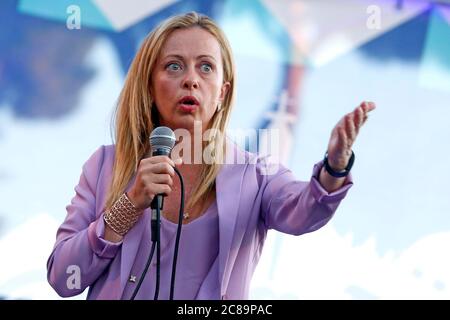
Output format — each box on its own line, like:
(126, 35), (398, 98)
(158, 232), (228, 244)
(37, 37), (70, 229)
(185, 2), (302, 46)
(150, 126), (176, 150)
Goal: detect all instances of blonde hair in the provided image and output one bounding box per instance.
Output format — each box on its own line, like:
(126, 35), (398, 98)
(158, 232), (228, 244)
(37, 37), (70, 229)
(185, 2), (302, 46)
(105, 12), (236, 212)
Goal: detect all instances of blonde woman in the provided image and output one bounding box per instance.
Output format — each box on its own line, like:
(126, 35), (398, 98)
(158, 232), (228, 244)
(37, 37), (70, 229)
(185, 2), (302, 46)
(47, 12), (375, 300)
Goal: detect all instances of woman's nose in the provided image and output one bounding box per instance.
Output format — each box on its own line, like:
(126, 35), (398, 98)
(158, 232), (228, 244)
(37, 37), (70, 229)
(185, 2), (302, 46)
(182, 70), (199, 90)
(183, 79), (199, 89)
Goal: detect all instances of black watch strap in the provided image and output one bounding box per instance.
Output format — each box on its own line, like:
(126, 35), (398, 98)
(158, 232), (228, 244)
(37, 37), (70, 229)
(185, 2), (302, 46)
(323, 151), (355, 178)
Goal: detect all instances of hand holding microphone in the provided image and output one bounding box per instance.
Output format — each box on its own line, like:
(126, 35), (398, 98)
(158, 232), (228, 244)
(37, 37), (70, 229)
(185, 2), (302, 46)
(128, 127), (186, 300)
(127, 127), (181, 210)
(127, 155), (182, 210)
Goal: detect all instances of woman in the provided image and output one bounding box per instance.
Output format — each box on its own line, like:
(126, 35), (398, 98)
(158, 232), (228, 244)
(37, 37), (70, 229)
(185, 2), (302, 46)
(47, 12), (375, 300)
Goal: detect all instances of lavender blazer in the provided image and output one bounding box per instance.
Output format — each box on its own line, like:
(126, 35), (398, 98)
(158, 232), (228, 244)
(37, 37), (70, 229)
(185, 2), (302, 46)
(47, 141), (353, 299)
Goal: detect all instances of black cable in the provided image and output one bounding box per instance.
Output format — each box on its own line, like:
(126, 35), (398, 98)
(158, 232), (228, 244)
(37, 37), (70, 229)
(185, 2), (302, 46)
(130, 241), (156, 300)
(130, 196), (162, 300)
(154, 203), (161, 300)
(129, 165), (185, 300)
(169, 167), (185, 300)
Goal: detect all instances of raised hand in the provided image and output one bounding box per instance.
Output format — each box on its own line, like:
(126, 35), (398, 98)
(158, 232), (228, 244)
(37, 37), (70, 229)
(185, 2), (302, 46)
(326, 101), (376, 171)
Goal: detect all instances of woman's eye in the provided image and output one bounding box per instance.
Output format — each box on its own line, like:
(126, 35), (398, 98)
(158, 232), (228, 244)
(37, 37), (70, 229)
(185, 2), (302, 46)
(166, 62), (181, 71)
(200, 63), (212, 73)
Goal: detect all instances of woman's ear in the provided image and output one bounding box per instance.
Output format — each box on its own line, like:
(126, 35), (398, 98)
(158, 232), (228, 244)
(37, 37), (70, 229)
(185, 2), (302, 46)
(219, 81), (231, 102)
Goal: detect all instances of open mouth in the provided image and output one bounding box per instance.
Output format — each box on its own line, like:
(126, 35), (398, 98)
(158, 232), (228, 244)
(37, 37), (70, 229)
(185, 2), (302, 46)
(178, 96), (199, 106)
(178, 96), (199, 112)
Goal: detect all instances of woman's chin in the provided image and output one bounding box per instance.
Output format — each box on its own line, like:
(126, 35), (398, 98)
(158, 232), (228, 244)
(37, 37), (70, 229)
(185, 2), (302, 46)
(159, 118), (204, 133)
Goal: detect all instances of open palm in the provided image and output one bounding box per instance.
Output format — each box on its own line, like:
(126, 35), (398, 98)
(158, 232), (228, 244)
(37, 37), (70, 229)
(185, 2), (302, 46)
(327, 101), (376, 171)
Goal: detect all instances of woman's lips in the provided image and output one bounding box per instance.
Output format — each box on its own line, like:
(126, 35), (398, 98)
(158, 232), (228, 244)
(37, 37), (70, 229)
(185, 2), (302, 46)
(178, 95), (200, 113)
(178, 103), (198, 113)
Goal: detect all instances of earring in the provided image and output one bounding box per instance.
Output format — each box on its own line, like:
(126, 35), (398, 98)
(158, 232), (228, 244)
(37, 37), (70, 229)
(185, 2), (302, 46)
(217, 102), (222, 112)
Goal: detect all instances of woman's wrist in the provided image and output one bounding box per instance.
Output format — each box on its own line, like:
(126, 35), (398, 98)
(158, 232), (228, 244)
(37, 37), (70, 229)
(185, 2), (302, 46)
(127, 189), (147, 211)
(319, 166), (346, 193)
(323, 150), (355, 178)
(104, 223), (124, 243)
(103, 193), (143, 236)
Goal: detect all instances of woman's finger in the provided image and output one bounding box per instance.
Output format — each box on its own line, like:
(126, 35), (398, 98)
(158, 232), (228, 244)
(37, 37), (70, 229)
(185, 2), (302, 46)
(363, 101), (376, 113)
(345, 114), (357, 143)
(362, 112), (369, 125)
(331, 125), (347, 152)
(354, 106), (364, 134)
(357, 101), (375, 128)
(338, 127), (348, 148)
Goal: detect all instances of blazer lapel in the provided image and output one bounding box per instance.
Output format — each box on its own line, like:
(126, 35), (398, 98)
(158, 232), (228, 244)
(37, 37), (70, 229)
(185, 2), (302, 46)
(216, 141), (248, 295)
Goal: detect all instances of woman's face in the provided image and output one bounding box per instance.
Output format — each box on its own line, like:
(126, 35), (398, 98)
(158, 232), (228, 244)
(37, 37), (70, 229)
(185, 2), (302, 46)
(151, 27), (230, 133)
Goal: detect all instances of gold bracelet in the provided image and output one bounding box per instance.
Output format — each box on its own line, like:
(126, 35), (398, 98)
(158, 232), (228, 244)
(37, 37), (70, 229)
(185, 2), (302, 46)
(103, 193), (141, 236)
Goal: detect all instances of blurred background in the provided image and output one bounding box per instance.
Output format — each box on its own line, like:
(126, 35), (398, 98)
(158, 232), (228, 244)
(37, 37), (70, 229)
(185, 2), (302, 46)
(0, 0), (449, 299)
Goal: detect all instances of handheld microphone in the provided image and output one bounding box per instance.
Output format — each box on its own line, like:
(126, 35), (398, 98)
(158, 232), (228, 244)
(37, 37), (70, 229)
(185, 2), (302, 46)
(131, 126), (184, 300)
(131, 126), (177, 300)
(149, 126), (176, 240)
(150, 126), (176, 156)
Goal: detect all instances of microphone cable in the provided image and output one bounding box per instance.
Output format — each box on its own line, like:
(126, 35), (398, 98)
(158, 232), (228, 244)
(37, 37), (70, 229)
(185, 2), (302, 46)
(130, 241), (155, 300)
(154, 202), (161, 300)
(129, 165), (185, 300)
(169, 166), (184, 300)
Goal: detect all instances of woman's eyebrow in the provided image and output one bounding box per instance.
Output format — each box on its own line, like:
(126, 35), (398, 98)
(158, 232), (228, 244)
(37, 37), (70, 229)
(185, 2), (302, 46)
(197, 54), (217, 62)
(162, 54), (184, 61)
(162, 54), (217, 62)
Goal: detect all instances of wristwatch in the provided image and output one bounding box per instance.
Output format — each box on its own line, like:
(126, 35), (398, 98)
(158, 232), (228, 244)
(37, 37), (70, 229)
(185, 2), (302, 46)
(323, 150), (355, 178)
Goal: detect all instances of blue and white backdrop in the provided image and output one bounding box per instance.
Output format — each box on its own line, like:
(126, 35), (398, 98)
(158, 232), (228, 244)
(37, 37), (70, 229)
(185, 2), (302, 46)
(0, 0), (449, 299)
